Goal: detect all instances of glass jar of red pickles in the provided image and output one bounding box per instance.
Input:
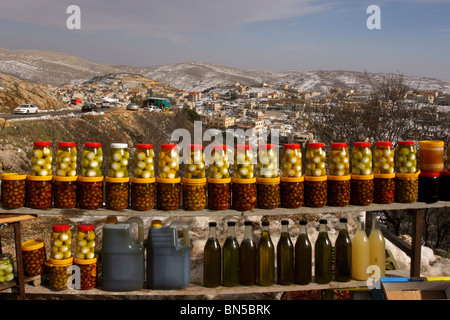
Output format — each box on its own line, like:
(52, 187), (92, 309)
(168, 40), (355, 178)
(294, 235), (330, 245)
(419, 140), (444, 173)
(77, 176), (104, 209)
(1, 173), (27, 209)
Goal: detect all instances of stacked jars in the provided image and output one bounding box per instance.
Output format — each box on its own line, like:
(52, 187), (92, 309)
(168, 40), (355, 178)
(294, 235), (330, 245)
(157, 144), (181, 210)
(395, 141), (419, 203)
(182, 145), (207, 210)
(131, 144), (156, 211)
(21, 239), (46, 277)
(27, 141), (53, 209)
(256, 144), (280, 209)
(280, 144), (303, 208)
(351, 142), (374, 206)
(232, 145), (256, 211)
(327, 143), (350, 207)
(105, 143), (130, 210)
(46, 224), (73, 290)
(373, 141), (395, 204)
(207, 145), (231, 210)
(1, 173), (27, 209)
(78, 143), (104, 210)
(418, 140), (444, 203)
(53, 142), (78, 209)
(304, 143), (327, 207)
(74, 224), (97, 290)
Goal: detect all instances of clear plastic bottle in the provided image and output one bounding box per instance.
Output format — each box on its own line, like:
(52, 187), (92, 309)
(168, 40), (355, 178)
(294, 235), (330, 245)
(369, 214), (386, 278)
(239, 220), (256, 286)
(223, 221), (239, 287)
(277, 220), (294, 285)
(203, 222), (221, 288)
(257, 220), (274, 286)
(334, 217), (352, 282)
(314, 219), (332, 284)
(352, 215), (370, 281)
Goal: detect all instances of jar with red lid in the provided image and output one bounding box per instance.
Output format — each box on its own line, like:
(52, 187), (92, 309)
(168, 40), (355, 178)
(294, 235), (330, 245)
(185, 144), (206, 179)
(329, 143), (349, 176)
(1, 173), (27, 209)
(208, 145), (231, 210)
(158, 144), (179, 179)
(30, 141), (53, 177)
(81, 142), (103, 177)
(75, 224), (96, 260)
(282, 144), (302, 177)
(50, 224), (72, 260)
(305, 142), (326, 177)
(396, 141), (417, 174)
(234, 145), (254, 179)
(373, 141), (394, 174)
(133, 144), (155, 179)
(56, 142), (77, 177)
(439, 170), (450, 201)
(419, 140), (444, 173)
(352, 142), (372, 175)
(280, 144), (303, 208)
(418, 171), (440, 203)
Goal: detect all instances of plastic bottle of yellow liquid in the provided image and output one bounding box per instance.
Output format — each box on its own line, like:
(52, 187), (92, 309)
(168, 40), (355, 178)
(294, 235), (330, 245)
(369, 214), (386, 278)
(352, 215), (370, 281)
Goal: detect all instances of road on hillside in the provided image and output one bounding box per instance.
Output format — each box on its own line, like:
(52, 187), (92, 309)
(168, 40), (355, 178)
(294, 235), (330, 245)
(0, 106), (116, 120)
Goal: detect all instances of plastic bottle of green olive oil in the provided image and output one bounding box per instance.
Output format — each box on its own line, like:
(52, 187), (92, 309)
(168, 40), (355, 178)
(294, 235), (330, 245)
(257, 220), (274, 286)
(223, 221), (239, 287)
(239, 220), (256, 285)
(314, 219), (332, 284)
(204, 222), (221, 288)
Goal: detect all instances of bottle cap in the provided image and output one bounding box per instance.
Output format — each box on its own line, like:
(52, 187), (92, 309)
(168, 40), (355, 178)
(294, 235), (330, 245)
(110, 143), (127, 149)
(236, 145), (251, 150)
(262, 220), (269, 226)
(52, 224), (70, 231)
(208, 222), (217, 227)
(259, 144), (275, 149)
(284, 143), (300, 149)
(161, 144), (177, 149)
(299, 220), (307, 225)
(319, 219), (327, 224)
(398, 141), (415, 145)
(136, 144), (153, 149)
(34, 141), (51, 147)
(244, 220), (253, 226)
(354, 142), (370, 147)
(331, 142), (347, 148)
(339, 217), (348, 223)
(77, 224), (94, 231)
(227, 221), (236, 226)
(151, 220), (163, 227)
(308, 142), (324, 148)
(281, 220), (289, 225)
(84, 142), (101, 148)
(375, 141), (392, 147)
(58, 142), (77, 147)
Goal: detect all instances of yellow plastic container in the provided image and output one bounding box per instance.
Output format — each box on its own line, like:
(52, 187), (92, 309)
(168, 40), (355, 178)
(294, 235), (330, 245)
(21, 239), (46, 277)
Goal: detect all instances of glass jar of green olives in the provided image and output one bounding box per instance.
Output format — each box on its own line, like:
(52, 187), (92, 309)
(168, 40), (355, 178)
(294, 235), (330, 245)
(45, 257), (73, 291)
(156, 177), (181, 210)
(182, 177), (207, 210)
(281, 144), (302, 177)
(280, 176), (304, 208)
(78, 176), (104, 209)
(134, 144), (155, 179)
(352, 142), (372, 175)
(131, 177), (156, 211)
(0, 253), (15, 283)
(373, 141), (394, 174)
(207, 145), (231, 210)
(329, 143), (350, 176)
(374, 173), (395, 204)
(108, 143), (130, 178)
(208, 144), (231, 179)
(395, 141), (417, 174)
(395, 171), (419, 203)
(185, 144), (206, 179)
(234, 145), (254, 179)
(105, 177), (130, 210)
(1, 173), (27, 209)
(158, 144), (179, 179)
(81, 142), (103, 177)
(75, 224), (96, 260)
(56, 142), (77, 177)
(53, 175), (78, 209)
(26, 175), (53, 209)
(30, 141), (53, 176)
(305, 142), (326, 177)
(74, 257), (97, 290)
(257, 144), (278, 178)
(50, 224), (72, 260)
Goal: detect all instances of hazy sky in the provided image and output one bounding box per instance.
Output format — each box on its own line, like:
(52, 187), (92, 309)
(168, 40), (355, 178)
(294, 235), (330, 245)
(0, 0), (449, 80)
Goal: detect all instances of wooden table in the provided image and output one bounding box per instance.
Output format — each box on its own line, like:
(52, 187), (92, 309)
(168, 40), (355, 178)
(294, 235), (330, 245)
(0, 214), (36, 300)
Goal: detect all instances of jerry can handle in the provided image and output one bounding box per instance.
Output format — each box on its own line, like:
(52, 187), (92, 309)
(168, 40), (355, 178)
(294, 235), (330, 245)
(126, 217), (144, 244)
(170, 220), (189, 245)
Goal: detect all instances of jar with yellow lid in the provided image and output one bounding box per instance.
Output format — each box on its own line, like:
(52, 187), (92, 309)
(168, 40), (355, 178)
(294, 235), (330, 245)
(257, 144), (278, 178)
(304, 176), (327, 207)
(157, 177), (181, 210)
(305, 143), (326, 177)
(233, 145), (254, 179)
(395, 171), (419, 203)
(232, 177), (257, 211)
(352, 142), (372, 175)
(74, 257), (97, 290)
(257, 177), (280, 209)
(55, 142), (77, 177)
(30, 141), (53, 177)
(350, 174), (374, 206)
(81, 142), (103, 177)
(374, 173), (395, 204)
(131, 177), (155, 211)
(26, 175), (53, 209)
(50, 224), (72, 260)
(280, 176), (304, 208)
(182, 178), (207, 210)
(21, 239), (46, 277)
(373, 141), (395, 174)
(75, 224), (96, 260)
(396, 141), (417, 173)
(158, 144), (179, 179)
(105, 176), (130, 210)
(185, 144), (206, 179)
(77, 176), (104, 209)
(329, 143), (350, 176)
(327, 175), (350, 207)
(53, 175), (78, 209)
(281, 144), (302, 177)
(134, 144), (155, 179)
(419, 140), (444, 172)
(208, 145), (231, 210)
(1, 173), (27, 209)
(108, 143), (130, 178)
(45, 257), (73, 291)
(0, 253), (15, 283)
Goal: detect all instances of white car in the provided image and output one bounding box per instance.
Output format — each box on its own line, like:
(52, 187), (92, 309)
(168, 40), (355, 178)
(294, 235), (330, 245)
(14, 104), (39, 114)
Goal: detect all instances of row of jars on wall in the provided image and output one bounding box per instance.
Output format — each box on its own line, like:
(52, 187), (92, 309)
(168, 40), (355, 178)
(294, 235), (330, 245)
(0, 140), (449, 211)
